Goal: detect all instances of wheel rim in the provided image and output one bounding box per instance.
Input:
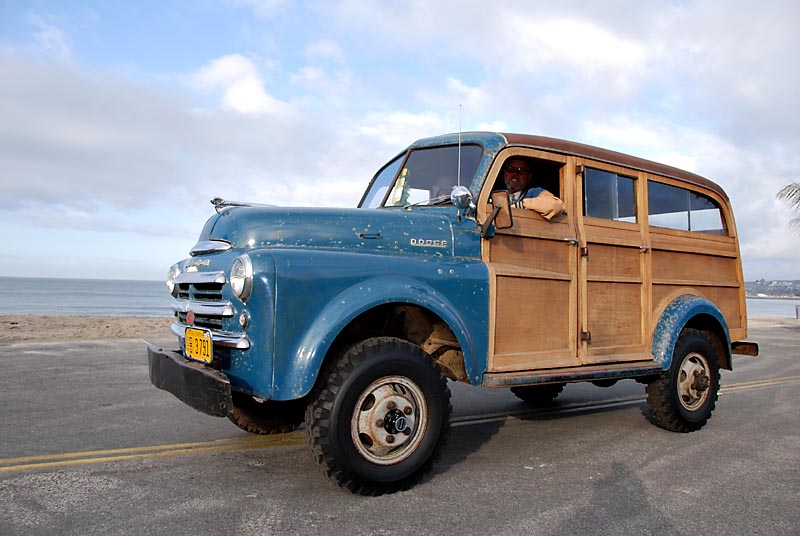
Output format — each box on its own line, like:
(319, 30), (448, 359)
(350, 375), (428, 466)
(677, 351), (712, 411)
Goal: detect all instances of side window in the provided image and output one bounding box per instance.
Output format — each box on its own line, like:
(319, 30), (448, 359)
(361, 156), (403, 208)
(647, 181), (725, 234)
(583, 167), (636, 222)
(689, 191), (725, 233)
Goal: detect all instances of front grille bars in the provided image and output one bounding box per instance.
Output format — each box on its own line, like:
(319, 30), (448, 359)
(171, 270), (250, 349)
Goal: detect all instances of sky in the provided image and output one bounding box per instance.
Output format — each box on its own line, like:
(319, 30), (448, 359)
(1, 0), (798, 282)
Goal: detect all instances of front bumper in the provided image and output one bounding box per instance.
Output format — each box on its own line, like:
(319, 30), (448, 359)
(147, 345), (232, 417)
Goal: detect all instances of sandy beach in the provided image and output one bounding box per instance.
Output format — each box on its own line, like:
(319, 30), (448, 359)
(1, 314), (795, 344)
(1, 314), (174, 342)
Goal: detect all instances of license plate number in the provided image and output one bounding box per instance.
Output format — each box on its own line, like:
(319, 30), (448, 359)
(185, 327), (213, 363)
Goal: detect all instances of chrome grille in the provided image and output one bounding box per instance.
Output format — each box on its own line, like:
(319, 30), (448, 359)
(170, 270), (249, 350)
(176, 310), (222, 330)
(176, 281), (224, 302)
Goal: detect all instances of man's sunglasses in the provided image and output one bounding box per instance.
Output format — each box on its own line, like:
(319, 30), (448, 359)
(504, 166), (530, 174)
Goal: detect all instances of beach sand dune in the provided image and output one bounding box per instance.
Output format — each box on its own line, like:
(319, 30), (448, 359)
(1, 314), (173, 342)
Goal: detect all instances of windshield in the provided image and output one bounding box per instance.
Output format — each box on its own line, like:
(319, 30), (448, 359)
(360, 144), (483, 208)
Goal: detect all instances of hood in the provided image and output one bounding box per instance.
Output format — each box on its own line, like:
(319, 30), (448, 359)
(201, 206), (469, 258)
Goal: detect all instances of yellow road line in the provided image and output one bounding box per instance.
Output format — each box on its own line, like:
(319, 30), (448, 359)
(0, 434), (305, 472)
(0, 438), (306, 473)
(1, 375), (798, 474)
(0, 435), (267, 465)
(720, 376), (800, 393)
(722, 375), (800, 388)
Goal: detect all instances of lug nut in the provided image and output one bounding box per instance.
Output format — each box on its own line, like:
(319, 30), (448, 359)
(403, 427), (412, 436)
(386, 435), (395, 444)
(387, 401), (396, 410)
(404, 406), (412, 415)
(376, 419), (384, 428)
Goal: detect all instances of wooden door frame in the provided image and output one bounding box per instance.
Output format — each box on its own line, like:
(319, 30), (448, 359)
(480, 148), (580, 372)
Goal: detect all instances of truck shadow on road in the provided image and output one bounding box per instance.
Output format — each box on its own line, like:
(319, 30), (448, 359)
(430, 395), (653, 482)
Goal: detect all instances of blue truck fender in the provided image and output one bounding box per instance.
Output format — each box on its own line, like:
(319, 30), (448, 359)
(274, 276), (484, 400)
(650, 294), (732, 371)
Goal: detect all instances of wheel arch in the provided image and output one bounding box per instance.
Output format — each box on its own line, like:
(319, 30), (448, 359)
(273, 278), (484, 400)
(651, 294), (732, 371)
(326, 303), (471, 383)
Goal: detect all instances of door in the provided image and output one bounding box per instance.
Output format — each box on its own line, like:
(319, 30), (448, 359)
(483, 149), (581, 372)
(576, 161), (652, 364)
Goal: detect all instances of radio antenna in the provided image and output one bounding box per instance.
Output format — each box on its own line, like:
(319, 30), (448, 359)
(457, 103), (462, 186)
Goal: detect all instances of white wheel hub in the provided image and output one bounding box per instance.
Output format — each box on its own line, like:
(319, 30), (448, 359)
(351, 376), (428, 465)
(677, 352), (711, 411)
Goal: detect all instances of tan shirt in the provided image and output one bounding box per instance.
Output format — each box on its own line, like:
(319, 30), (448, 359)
(521, 190), (566, 220)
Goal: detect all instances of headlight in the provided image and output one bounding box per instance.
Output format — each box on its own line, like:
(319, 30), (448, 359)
(166, 263), (181, 294)
(230, 254), (253, 301)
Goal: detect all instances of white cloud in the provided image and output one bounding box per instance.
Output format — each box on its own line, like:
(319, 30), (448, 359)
(351, 111), (451, 149)
(501, 16), (647, 89)
(417, 78), (491, 122)
(305, 39), (346, 64)
(578, 119), (674, 161)
(2, 0), (800, 280)
(27, 13), (73, 62)
(229, 0), (291, 18)
(289, 65), (361, 109)
(0, 47), (408, 231)
(192, 54), (291, 115)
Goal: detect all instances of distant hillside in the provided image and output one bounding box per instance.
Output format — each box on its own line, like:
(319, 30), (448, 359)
(745, 280), (800, 298)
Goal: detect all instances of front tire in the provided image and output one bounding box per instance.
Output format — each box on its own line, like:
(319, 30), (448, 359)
(306, 337), (451, 495)
(227, 391), (305, 434)
(646, 329), (721, 432)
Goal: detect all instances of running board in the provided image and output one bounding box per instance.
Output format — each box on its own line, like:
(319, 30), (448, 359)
(482, 361), (664, 388)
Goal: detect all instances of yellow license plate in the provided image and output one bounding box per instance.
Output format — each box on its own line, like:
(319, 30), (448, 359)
(185, 327), (213, 363)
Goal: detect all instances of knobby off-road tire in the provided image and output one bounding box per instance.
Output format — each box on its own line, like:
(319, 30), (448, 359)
(306, 337), (452, 495)
(646, 328), (721, 433)
(227, 391), (305, 434)
(510, 383), (565, 406)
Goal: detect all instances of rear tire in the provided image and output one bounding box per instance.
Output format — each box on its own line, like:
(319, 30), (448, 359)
(646, 329), (720, 432)
(306, 337), (451, 495)
(511, 383), (565, 405)
(227, 391), (305, 435)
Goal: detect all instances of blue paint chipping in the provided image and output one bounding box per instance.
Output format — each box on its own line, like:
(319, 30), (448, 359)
(650, 294), (731, 370)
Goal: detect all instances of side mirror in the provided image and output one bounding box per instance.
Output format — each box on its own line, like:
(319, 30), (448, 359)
(491, 190), (513, 230)
(480, 190), (514, 238)
(451, 185), (476, 220)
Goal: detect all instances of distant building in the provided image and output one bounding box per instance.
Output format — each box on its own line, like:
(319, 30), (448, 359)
(745, 279), (800, 297)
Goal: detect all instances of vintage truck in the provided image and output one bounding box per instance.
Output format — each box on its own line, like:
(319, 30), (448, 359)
(148, 132), (758, 495)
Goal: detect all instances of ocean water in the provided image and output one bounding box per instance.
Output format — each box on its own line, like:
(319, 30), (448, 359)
(0, 277), (797, 319)
(745, 297), (800, 319)
(0, 277), (172, 317)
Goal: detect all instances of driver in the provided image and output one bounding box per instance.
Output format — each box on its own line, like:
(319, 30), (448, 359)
(502, 158), (565, 220)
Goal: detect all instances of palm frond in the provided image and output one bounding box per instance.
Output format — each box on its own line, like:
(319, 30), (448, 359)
(777, 182), (800, 211)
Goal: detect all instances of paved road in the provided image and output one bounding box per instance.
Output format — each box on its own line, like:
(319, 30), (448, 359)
(1, 321), (798, 535)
